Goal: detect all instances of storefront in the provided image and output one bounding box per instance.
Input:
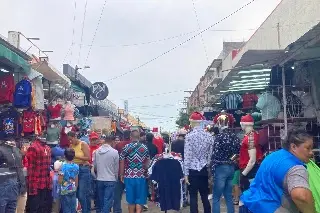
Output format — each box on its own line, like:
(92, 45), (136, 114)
(209, 22), (320, 164)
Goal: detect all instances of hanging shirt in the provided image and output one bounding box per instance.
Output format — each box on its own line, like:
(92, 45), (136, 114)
(0, 107), (21, 139)
(220, 93), (243, 110)
(46, 127), (60, 144)
(22, 110), (36, 133)
(242, 93), (259, 109)
(32, 77), (45, 110)
(281, 93), (303, 118)
(120, 141), (149, 178)
(0, 73), (14, 104)
(184, 126), (214, 175)
(256, 92), (281, 120)
(14, 79), (32, 108)
(150, 158), (184, 211)
(48, 104), (62, 119)
(64, 104), (75, 121)
(26, 140), (52, 195)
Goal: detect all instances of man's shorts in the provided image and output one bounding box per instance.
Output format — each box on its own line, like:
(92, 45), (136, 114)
(232, 170), (240, 186)
(124, 178), (147, 205)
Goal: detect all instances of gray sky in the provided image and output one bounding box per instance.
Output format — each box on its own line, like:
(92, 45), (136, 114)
(1, 0), (281, 131)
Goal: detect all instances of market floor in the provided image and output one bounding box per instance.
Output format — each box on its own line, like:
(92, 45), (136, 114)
(106, 198), (239, 213)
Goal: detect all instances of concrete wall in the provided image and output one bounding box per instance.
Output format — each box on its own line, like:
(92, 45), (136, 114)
(230, 0), (320, 68)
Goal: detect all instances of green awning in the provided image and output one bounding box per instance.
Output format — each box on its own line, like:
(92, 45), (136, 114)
(71, 82), (85, 93)
(0, 43), (30, 72)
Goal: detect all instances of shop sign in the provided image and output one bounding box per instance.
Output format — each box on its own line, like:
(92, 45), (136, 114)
(90, 82), (109, 100)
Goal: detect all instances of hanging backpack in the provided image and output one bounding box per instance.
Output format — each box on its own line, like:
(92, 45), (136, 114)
(14, 79), (32, 108)
(307, 160), (320, 212)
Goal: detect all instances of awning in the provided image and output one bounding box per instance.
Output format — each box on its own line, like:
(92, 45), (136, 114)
(209, 64), (271, 104)
(279, 22), (320, 65)
(32, 61), (71, 86)
(235, 50), (286, 68)
(0, 43), (31, 72)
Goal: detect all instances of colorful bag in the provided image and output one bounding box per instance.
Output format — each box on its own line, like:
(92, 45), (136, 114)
(307, 160), (320, 212)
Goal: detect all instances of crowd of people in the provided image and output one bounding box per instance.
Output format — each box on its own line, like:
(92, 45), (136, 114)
(0, 110), (318, 213)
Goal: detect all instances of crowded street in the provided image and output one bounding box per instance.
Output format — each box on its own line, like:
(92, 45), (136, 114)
(1, 0), (320, 213)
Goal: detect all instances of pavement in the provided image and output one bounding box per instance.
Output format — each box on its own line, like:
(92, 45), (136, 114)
(118, 197), (239, 213)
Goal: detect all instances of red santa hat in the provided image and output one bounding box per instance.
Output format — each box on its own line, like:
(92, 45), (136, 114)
(189, 111), (205, 122)
(240, 114), (254, 126)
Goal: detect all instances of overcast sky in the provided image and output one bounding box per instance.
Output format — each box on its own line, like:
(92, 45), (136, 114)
(0, 0), (281, 131)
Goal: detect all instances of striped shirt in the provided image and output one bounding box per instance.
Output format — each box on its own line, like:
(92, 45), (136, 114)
(221, 93), (243, 110)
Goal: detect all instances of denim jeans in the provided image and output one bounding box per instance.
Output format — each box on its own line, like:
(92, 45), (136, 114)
(0, 178), (19, 213)
(213, 164), (235, 213)
(91, 174), (99, 208)
(97, 181), (116, 213)
(113, 181), (124, 213)
(77, 166), (91, 213)
(60, 193), (77, 213)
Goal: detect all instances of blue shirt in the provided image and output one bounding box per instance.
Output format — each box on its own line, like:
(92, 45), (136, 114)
(60, 162), (79, 195)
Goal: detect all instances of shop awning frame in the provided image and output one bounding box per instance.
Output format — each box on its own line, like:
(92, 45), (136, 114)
(278, 22), (320, 65)
(0, 43), (31, 72)
(32, 61), (71, 86)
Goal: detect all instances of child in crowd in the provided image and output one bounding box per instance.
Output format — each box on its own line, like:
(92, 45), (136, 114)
(52, 160), (63, 213)
(58, 148), (79, 213)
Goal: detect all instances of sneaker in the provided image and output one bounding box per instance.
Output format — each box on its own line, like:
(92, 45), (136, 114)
(143, 205), (149, 211)
(208, 194), (213, 200)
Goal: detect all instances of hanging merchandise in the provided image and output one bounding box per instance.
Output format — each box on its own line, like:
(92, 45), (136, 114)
(63, 101), (75, 121)
(22, 110), (36, 134)
(0, 73), (15, 104)
(281, 92), (303, 118)
(13, 78), (32, 108)
(77, 117), (92, 131)
(148, 152), (185, 212)
(292, 91), (317, 118)
(32, 76), (45, 110)
(242, 93), (259, 109)
(307, 160), (320, 212)
(220, 92), (243, 110)
(256, 91), (281, 120)
(48, 101), (62, 120)
(46, 122), (60, 145)
(0, 106), (21, 139)
(60, 122), (78, 148)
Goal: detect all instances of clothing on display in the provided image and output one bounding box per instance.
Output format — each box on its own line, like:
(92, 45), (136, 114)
(63, 102), (75, 121)
(60, 125), (77, 148)
(220, 93), (243, 110)
(31, 76), (45, 110)
(281, 92), (303, 118)
(242, 93), (259, 109)
(292, 91), (317, 118)
(0, 73), (15, 104)
(77, 117), (92, 131)
(256, 92), (281, 120)
(0, 107), (21, 139)
(47, 103), (62, 120)
(269, 66), (294, 86)
(14, 78), (32, 108)
(148, 152), (185, 211)
(46, 126), (60, 145)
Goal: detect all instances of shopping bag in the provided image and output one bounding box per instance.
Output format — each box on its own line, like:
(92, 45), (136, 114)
(307, 160), (320, 212)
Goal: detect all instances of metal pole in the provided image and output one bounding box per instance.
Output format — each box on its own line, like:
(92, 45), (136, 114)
(282, 66), (288, 142)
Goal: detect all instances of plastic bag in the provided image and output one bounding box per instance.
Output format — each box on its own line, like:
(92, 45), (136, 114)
(307, 160), (320, 212)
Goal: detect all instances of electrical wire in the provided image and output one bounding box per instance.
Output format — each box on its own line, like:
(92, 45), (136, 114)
(77, 0), (88, 65)
(84, 0), (108, 65)
(106, 0), (257, 81)
(191, 0), (209, 63)
(129, 111), (176, 119)
(121, 89), (186, 100)
(63, 0), (77, 64)
(73, 20), (319, 49)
